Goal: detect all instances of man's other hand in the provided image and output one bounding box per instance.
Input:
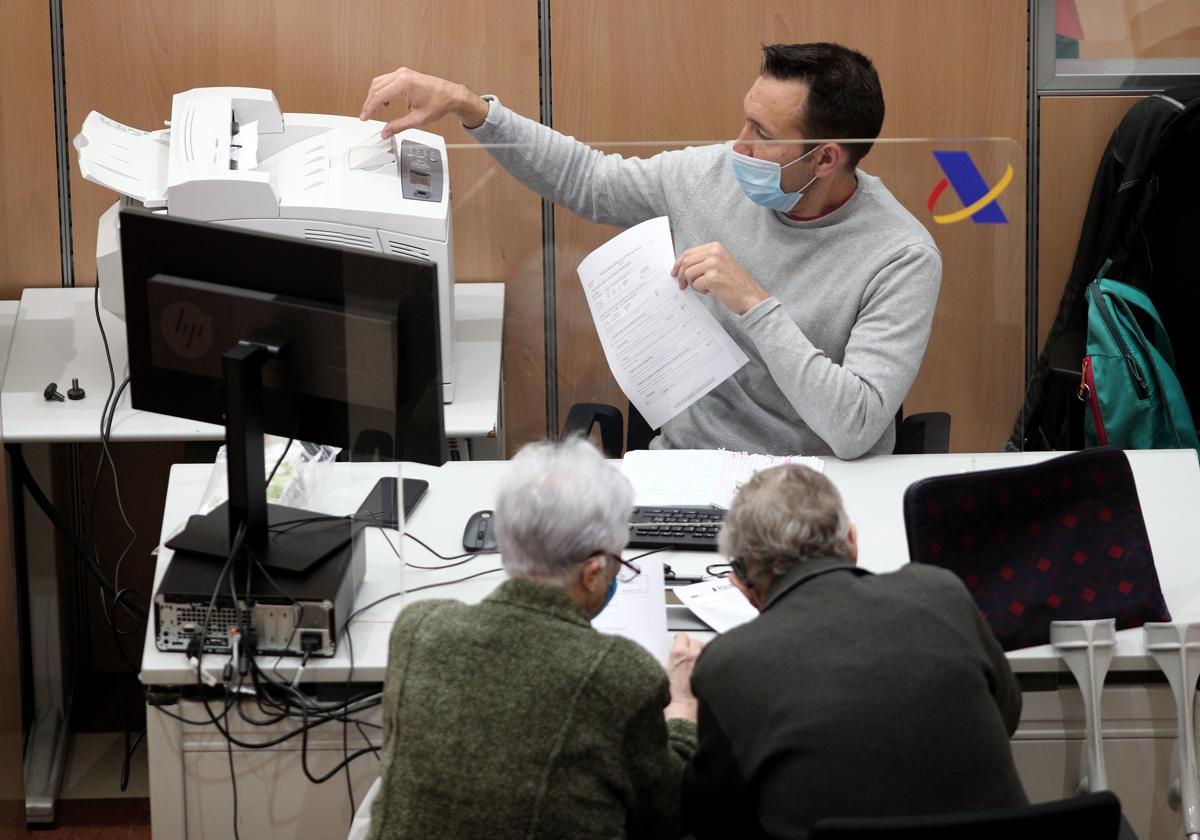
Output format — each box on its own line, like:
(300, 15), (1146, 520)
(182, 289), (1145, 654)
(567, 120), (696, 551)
(360, 67), (489, 138)
(671, 242), (769, 315)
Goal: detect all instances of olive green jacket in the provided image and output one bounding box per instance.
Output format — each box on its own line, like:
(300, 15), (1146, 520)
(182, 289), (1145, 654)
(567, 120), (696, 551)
(367, 578), (697, 840)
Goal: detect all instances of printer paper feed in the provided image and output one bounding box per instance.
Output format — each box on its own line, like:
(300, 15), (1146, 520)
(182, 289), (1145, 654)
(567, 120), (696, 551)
(230, 121), (260, 170)
(73, 111), (169, 207)
(576, 216), (748, 429)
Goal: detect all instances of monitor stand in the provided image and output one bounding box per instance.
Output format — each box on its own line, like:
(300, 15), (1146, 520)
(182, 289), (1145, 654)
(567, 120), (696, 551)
(166, 340), (352, 575)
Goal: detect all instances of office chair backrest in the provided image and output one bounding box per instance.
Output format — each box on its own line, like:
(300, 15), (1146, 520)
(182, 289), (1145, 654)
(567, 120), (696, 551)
(562, 402), (950, 456)
(903, 446), (1170, 650)
(809, 791), (1122, 839)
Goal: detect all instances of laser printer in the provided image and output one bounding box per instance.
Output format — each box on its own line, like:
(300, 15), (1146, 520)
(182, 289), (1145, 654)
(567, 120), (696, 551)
(74, 86), (457, 401)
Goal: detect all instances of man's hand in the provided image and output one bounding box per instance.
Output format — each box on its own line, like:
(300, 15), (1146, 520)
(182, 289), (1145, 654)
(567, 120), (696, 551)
(664, 633), (704, 723)
(360, 67), (490, 138)
(670, 242), (769, 316)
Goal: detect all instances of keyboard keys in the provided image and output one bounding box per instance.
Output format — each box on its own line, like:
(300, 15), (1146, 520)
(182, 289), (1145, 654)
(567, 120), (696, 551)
(627, 505), (725, 551)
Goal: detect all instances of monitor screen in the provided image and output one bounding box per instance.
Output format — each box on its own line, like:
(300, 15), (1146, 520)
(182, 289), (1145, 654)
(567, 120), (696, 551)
(119, 209), (448, 466)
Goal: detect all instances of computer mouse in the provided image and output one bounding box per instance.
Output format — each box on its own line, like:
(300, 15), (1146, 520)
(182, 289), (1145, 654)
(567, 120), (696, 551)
(463, 510), (499, 552)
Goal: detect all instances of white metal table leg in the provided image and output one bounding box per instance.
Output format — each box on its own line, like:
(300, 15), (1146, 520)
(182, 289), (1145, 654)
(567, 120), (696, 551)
(1144, 622), (1200, 840)
(1051, 618), (1116, 793)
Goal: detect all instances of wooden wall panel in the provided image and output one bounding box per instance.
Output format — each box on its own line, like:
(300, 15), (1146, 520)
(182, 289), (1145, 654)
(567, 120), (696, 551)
(551, 0), (1028, 453)
(62, 0), (545, 451)
(0, 0), (61, 297)
(0, 1), (42, 829)
(1037, 96), (1142, 352)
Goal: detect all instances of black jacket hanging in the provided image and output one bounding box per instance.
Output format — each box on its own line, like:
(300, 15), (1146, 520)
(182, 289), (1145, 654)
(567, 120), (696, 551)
(1010, 86), (1200, 451)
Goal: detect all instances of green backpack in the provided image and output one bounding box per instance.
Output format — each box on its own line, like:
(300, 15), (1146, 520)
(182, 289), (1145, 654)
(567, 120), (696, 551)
(1081, 272), (1200, 453)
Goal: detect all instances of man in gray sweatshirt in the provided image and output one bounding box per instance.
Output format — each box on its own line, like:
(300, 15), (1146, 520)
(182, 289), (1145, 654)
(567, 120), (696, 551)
(361, 43), (941, 459)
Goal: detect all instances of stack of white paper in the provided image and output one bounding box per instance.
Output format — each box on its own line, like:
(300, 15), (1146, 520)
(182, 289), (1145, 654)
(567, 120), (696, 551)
(621, 449), (824, 510)
(230, 121), (260, 170)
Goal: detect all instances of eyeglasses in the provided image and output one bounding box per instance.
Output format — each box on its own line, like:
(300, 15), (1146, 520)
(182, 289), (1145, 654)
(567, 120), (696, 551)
(605, 553), (642, 583)
(707, 559), (751, 585)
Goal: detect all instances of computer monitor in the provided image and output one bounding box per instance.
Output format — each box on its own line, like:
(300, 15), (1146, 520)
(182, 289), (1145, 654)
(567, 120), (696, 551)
(119, 208), (447, 571)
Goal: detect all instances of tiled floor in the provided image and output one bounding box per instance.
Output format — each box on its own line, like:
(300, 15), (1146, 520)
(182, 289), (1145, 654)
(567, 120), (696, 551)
(29, 733), (150, 839)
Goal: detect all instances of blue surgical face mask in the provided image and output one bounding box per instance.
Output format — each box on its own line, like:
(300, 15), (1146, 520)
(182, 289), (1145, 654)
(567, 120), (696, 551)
(730, 143), (821, 212)
(598, 574), (619, 614)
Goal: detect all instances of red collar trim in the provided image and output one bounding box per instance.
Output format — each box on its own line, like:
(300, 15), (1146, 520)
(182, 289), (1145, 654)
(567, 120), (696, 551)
(784, 188), (854, 221)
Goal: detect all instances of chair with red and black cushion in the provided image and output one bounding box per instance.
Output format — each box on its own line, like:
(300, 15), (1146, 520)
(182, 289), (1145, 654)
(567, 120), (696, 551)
(902, 446), (1171, 652)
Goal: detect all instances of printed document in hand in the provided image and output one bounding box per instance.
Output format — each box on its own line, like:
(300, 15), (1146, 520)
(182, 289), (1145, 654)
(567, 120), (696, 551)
(592, 556), (668, 663)
(576, 216), (748, 429)
(675, 578), (758, 633)
(621, 449), (824, 509)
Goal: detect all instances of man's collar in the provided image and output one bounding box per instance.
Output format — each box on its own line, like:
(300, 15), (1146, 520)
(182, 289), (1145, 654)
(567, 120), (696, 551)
(485, 577), (592, 628)
(784, 171), (859, 221)
(761, 555), (863, 611)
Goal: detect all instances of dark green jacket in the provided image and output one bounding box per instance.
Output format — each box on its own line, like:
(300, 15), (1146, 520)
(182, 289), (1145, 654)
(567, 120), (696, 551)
(368, 578), (697, 840)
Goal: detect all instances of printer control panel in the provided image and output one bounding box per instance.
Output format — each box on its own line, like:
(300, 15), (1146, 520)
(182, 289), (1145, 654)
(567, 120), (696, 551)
(400, 139), (445, 202)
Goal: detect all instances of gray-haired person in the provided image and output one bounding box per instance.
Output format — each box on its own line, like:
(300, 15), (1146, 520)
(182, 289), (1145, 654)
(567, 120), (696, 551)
(368, 437), (703, 840)
(683, 465), (1026, 839)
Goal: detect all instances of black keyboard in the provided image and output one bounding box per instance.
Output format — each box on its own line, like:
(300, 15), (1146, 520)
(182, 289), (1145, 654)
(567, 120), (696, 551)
(628, 505), (726, 551)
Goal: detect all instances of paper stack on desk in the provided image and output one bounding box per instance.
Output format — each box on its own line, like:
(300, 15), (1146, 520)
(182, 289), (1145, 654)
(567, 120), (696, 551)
(621, 449), (824, 509)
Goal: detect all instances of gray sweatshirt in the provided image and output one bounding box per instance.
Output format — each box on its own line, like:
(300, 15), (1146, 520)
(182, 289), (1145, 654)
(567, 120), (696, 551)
(468, 97), (942, 458)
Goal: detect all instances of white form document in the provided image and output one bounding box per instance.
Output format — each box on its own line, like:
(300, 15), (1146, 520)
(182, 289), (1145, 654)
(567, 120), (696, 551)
(592, 556), (669, 664)
(577, 216), (748, 429)
(621, 449), (824, 509)
(674, 578), (758, 633)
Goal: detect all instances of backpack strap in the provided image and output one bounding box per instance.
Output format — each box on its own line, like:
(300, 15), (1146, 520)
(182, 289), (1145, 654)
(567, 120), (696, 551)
(1098, 279), (1178, 369)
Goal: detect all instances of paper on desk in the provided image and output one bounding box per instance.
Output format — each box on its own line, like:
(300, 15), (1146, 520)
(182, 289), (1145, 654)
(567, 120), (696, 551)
(592, 556), (669, 663)
(675, 578), (758, 633)
(577, 216), (748, 429)
(622, 449), (824, 509)
(73, 111), (169, 207)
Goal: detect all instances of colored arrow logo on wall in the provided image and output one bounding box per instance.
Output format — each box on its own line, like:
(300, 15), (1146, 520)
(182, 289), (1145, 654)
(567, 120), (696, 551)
(926, 150), (1013, 225)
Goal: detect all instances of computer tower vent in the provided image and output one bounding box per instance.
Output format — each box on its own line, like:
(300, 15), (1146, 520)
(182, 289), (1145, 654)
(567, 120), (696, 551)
(174, 604), (241, 630)
(298, 604), (330, 631)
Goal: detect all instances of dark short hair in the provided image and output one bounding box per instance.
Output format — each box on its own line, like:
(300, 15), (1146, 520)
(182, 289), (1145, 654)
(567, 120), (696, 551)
(760, 43), (884, 167)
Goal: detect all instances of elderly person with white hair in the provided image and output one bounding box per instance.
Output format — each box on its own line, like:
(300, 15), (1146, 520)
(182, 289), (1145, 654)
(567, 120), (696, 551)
(368, 438), (702, 840)
(682, 464), (1026, 840)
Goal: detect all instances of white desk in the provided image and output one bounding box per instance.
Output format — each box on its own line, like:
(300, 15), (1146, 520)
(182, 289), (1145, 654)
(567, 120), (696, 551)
(0, 283), (506, 453)
(142, 450), (1200, 840)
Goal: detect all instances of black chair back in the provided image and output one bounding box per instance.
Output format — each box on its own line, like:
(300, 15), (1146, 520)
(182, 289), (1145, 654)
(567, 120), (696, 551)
(810, 791), (1122, 839)
(562, 402), (950, 456)
(903, 447), (1170, 650)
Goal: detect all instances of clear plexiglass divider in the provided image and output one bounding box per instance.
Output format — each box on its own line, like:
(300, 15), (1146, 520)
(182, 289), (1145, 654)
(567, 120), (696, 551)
(444, 135), (1027, 456)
